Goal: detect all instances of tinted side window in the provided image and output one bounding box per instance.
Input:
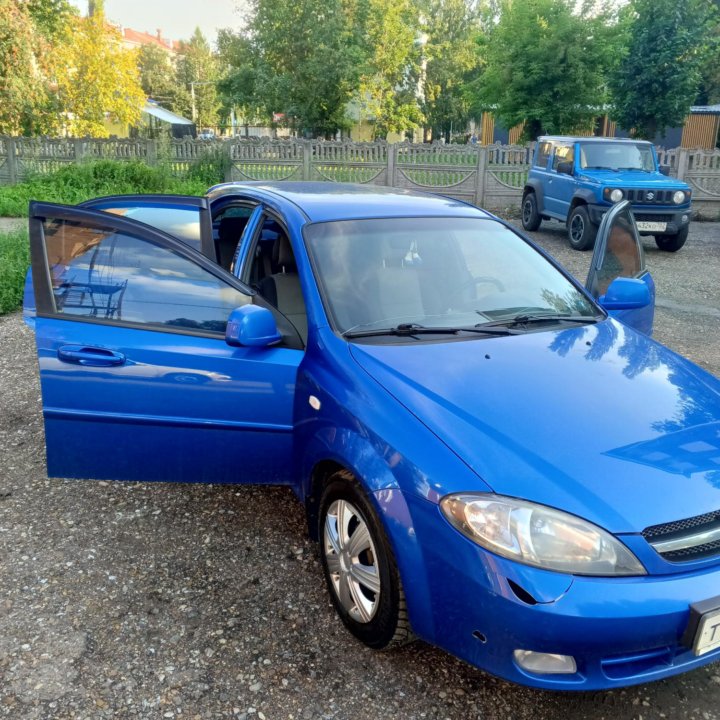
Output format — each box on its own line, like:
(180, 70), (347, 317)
(591, 211), (643, 298)
(98, 205), (203, 250)
(44, 218), (249, 333)
(535, 141), (552, 168)
(552, 144), (574, 170)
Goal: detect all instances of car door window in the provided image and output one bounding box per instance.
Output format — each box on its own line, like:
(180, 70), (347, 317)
(535, 141), (552, 168)
(586, 202), (645, 299)
(552, 144), (574, 171)
(79, 195), (213, 260)
(43, 216), (250, 334)
(213, 204), (257, 272)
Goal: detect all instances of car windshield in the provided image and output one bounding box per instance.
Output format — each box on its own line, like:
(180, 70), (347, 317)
(304, 217), (598, 337)
(578, 142), (655, 171)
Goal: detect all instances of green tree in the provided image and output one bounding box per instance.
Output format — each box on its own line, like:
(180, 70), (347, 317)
(20, 0), (76, 40)
(473, 0), (614, 140)
(420, 0), (483, 142)
(356, 0), (423, 139)
(246, 0), (367, 137)
(175, 28), (220, 130)
(0, 0), (52, 134)
(609, 0), (717, 139)
(54, 13), (145, 137)
(217, 29), (267, 134)
(696, 0), (720, 105)
(138, 43), (189, 112)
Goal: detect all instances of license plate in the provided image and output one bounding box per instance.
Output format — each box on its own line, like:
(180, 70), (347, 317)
(693, 607), (720, 656)
(636, 221), (667, 232)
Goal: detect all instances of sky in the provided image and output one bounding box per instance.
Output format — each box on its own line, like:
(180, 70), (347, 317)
(68, 0), (247, 43)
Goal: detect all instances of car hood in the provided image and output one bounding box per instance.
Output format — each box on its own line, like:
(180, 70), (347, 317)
(349, 320), (720, 533)
(578, 169), (689, 189)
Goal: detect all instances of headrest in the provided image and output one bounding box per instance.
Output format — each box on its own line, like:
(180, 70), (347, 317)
(382, 236), (412, 267)
(218, 216), (249, 242)
(274, 233), (296, 271)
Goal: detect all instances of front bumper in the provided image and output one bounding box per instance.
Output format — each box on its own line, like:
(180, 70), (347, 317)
(403, 493), (720, 690)
(587, 204), (691, 235)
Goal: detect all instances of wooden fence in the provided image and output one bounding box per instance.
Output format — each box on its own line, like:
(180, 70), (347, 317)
(1, 136), (719, 214)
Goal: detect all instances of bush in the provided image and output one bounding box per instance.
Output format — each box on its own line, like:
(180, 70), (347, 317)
(0, 229), (29, 315)
(0, 159), (216, 315)
(0, 160), (208, 218)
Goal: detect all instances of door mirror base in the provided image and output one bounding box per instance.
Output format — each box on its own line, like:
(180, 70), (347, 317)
(599, 277), (651, 311)
(226, 305), (282, 347)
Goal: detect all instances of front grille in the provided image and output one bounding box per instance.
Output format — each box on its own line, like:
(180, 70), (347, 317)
(643, 509), (720, 563)
(626, 189), (673, 204)
(633, 213), (673, 223)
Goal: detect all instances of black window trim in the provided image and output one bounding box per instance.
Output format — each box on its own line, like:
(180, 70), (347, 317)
(29, 201), (304, 349)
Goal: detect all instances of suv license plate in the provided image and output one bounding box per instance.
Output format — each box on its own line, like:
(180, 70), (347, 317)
(636, 221), (667, 232)
(693, 607), (720, 656)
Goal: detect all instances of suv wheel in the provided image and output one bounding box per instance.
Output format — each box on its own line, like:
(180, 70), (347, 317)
(567, 205), (596, 251)
(655, 225), (688, 252)
(521, 192), (542, 231)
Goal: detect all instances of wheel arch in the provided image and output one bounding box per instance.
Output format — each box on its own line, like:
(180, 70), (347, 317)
(568, 189), (597, 218)
(301, 442), (437, 642)
(522, 179), (545, 211)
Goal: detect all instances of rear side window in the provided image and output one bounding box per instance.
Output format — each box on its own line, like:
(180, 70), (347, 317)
(43, 218), (249, 333)
(552, 144), (574, 170)
(535, 141), (552, 168)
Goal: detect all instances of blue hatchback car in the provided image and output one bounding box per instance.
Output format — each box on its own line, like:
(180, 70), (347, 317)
(24, 183), (720, 690)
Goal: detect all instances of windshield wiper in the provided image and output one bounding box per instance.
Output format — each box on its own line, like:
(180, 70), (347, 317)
(584, 165), (618, 171)
(343, 322), (518, 339)
(616, 166), (648, 172)
(478, 313), (601, 329)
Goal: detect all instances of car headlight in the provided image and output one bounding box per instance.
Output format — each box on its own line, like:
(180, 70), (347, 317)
(603, 188), (624, 203)
(673, 190), (687, 204)
(440, 493), (646, 576)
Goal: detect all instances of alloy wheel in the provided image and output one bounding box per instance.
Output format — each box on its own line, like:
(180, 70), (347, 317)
(323, 499), (381, 623)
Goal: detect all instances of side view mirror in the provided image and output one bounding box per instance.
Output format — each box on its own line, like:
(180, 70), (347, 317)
(599, 277), (651, 311)
(225, 305), (282, 348)
(659, 165), (671, 176)
(556, 161), (573, 175)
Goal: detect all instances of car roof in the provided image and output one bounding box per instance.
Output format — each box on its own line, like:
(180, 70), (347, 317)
(206, 181), (492, 223)
(539, 136), (653, 145)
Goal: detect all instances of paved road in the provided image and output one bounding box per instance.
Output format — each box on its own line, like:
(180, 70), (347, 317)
(0, 222), (719, 719)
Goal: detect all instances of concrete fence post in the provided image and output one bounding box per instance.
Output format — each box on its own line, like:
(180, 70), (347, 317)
(6, 137), (18, 184)
(474, 146), (488, 208)
(74, 138), (85, 163)
(302, 141), (312, 181)
(676, 148), (690, 181)
(386, 143), (396, 186)
(147, 139), (158, 166)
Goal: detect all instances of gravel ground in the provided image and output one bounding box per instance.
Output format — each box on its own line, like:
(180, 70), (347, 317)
(1, 220), (719, 720)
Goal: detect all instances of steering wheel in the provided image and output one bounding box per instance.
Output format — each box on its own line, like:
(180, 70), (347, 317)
(448, 276), (506, 309)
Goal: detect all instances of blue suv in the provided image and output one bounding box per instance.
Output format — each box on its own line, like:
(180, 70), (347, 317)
(522, 136), (692, 251)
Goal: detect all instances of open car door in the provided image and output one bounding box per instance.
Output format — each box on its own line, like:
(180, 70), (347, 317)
(585, 200), (655, 335)
(28, 201), (302, 485)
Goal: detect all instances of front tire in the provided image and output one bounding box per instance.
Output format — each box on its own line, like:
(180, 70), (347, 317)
(567, 205), (596, 251)
(521, 192), (542, 231)
(319, 470), (412, 650)
(655, 225), (688, 252)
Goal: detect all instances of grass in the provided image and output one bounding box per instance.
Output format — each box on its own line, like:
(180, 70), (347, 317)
(0, 229), (30, 315)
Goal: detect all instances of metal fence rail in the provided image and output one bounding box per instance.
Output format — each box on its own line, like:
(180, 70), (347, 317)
(1, 136), (718, 214)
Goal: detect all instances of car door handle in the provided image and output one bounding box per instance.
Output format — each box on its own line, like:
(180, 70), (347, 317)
(57, 345), (126, 367)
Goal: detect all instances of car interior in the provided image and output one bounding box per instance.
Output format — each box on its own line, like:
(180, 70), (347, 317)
(248, 217), (308, 344)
